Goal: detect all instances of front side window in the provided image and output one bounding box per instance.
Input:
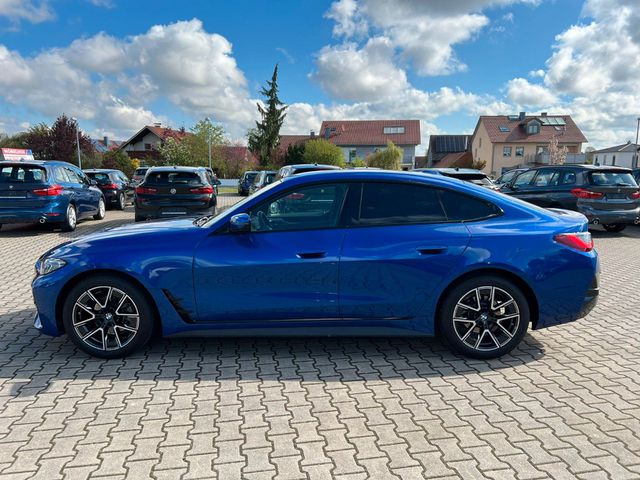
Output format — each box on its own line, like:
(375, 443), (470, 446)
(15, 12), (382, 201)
(249, 183), (348, 232)
(513, 170), (536, 187)
(358, 183), (446, 226)
(503, 146), (512, 157)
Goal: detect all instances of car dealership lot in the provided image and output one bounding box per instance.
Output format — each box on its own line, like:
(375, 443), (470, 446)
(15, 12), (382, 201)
(1, 195), (640, 479)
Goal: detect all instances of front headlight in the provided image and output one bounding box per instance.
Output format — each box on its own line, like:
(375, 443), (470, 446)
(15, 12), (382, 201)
(37, 258), (67, 276)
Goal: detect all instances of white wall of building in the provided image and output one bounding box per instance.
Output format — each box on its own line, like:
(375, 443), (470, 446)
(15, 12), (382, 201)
(124, 132), (162, 152)
(594, 151), (634, 168)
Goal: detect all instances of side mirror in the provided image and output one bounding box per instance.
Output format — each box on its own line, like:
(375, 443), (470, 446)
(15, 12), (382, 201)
(215, 179), (222, 185)
(229, 213), (251, 233)
(90, 179), (98, 186)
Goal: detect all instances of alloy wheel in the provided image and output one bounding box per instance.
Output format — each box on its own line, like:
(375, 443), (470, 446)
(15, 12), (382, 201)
(452, 286), (520, 352)
(72, 286), (140, 351)
(68, 205), (76, 228)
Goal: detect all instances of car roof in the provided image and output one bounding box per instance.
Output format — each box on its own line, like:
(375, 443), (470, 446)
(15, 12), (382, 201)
(84, 169), (119, 173)
(288, 164), (342, 170)
(526, 164), (632, 171)
(0, 160), (75, 168)
(146, 166), (204, 173)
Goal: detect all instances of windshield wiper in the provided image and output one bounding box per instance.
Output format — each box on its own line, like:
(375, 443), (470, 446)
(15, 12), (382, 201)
(193, 214), (215, 227)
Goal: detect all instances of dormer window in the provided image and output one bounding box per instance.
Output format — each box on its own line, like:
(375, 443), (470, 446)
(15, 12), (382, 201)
(526, 120), (540, 135)
(383, 126), (405, 134)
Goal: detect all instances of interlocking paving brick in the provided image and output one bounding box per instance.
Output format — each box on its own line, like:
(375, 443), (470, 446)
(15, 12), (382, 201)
(1, 201), (640, 478)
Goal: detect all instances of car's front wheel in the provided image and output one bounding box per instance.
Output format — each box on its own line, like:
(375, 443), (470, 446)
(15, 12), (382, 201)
(602, 224), (626, 233)
(438, 276), (529, 359)
(62, 275), (156, 358)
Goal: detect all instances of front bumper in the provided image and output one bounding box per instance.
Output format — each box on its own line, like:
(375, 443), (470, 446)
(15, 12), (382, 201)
(579, 206), (640, 225)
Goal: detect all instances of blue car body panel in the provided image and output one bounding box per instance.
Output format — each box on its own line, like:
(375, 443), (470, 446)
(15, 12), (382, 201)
(32, 170), (598, 339)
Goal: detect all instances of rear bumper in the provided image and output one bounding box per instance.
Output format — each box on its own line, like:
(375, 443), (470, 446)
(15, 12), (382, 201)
(0, 206), (67, 224)
(135, 205), (216, 220)
(579, 205), (640, 225)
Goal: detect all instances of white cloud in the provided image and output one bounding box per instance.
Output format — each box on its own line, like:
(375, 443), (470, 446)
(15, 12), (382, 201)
(325, 0), (368, 38)
(0, 0), (53, 25)
(506, 78), (558, 107)
(311, 37), (407, 101)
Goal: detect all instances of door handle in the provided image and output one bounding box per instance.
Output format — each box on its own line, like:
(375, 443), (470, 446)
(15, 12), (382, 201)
(417, 247), (447, 255)
(296, 251), (326, 259)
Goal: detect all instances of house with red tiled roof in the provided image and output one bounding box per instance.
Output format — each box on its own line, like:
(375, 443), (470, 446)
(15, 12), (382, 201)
(471, 112), (587, 176)
(91, 136), (123, 153)
(319, 120), (421, 170)
(119, 123), (191, 161)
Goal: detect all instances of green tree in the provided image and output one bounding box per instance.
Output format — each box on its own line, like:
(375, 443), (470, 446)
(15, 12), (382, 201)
(365, 141), (403, 170)
(103, 150), (138, 177)
(23, 123), (53, 159)
(0, 132), (28, 149)
(283, 142), (306, 165)
(350, 157), (366, 168)
(248, 64), (287, 166)
(302, 139), (345, 166)
(23, 115), (93, 164)
(156, 137), (191, 166)
(185, 118), (225, 169)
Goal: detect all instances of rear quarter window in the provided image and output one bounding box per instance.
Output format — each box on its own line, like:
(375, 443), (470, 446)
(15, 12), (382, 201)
(438, 189), (501, 221)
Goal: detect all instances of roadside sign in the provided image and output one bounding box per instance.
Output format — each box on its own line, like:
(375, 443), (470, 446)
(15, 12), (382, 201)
(0, 148), (34, 161)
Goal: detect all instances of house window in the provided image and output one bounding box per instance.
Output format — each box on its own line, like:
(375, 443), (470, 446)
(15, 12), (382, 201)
(383, 126), (405, 134)
(604, 154), (607, 164)
(144, 143), (152, 151)
(349, 149), (357, 163)
(503, 146), (512, 157)
(526, 122), (540, 135)
(479, 137), (482, 148)
(612, 155), (616, 165)
(515, 147), (524, 157)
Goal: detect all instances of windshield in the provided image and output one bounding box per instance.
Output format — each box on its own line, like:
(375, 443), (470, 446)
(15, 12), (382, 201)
(0, 165), (46, 183)
(588, 171), (637, 187)
(134, 168), (148, 175)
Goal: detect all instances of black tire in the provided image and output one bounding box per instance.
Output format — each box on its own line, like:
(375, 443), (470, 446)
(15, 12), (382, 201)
(134, 214), (145, 222)
(62, 275), (156, 358)
(602, 224), (626, 233)
(438, 275), (529, 359)
(93, 198), (106, 220)
(61, 204), (77, 232)
(117, 192), (126, 211)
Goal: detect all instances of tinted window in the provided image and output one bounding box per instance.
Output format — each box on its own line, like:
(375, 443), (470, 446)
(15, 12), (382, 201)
(439, 189), (500, 221)
(513, 170), (536, 186)
(559, 171), (577, 185)
(588, 171), (637, 186)
(134, 168), (148, 176)
(146, 171), (202, 185)
(497, 170), (518, 184)
(54, 167), (70, 183)
(249, 183), (348, 232)
(0, 165), (46, 183)
(358, 183), (446, 226)
(64, 167), (82, 184)
(86, 172), (112, 184)
(447, 173), (493, 186)
(533, 169), (560, 186)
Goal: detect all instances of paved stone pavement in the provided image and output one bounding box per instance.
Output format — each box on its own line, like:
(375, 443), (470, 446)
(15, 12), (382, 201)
(1, 194), (640, 479)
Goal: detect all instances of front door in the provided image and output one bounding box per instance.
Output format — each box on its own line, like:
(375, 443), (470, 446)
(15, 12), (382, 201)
(193, 182), (350, 323)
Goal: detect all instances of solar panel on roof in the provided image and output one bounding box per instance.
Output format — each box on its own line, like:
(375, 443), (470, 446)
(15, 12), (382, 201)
(539, 117), (566, 126)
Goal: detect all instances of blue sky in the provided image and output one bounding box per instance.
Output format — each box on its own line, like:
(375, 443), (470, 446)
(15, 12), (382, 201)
(0, 0), (637, 151)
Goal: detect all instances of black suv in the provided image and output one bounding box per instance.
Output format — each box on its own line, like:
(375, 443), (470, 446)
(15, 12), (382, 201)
(134, 166), (217, 222)
(238, 171), (259, 196)
(84, 169), (134, 210)
(501, 165), (640, 232)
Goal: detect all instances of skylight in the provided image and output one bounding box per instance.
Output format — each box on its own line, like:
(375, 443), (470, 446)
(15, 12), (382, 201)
(384, 126), (405, 134)
(499, 126), (510, 132)
(539, 117), (566, 126)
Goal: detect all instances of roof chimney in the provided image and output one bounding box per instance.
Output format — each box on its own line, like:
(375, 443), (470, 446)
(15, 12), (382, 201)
(153, 122), (161, 127)
(310, 130), (315, 138)
(519, 111), (526, 120)
(540, 112), (547, 117)
(103, 136), (109, 148)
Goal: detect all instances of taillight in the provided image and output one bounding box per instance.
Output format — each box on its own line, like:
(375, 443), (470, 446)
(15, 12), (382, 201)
(102, 183), (118, 190)
(630, 191), (640, 200)
(554, 232), (594, 252)
(571, 188), (603, 199)
(33, 185), (63, 196)
(190, 186), (214, 194)
(136, 186), (157, 195)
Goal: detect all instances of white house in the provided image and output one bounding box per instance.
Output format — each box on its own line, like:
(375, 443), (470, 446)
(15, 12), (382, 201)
(593, 142), (640, 168)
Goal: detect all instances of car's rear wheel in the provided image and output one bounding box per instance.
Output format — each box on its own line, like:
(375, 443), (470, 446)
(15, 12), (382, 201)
(603, 224), (626, 233)
(62, 275), (156, 358)
(93, 198), (106, 220)
(438, 276), (529, 359)
(60, 204), (77, 232)
(117, 192), (126, 211)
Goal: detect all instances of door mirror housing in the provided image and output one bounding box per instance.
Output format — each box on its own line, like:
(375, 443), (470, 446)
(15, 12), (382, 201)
(89, 179), (98, 186)
(229, 213), (251, 233)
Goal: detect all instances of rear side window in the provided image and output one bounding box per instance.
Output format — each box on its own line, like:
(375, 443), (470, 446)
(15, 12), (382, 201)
(358, 183), (446, 226)
(559, 171), (577, 185)
(0, 165), (46, 183)
(588, 171), (637, 186)
(438, 189), (501, 221)
(146, 171), (202, 185)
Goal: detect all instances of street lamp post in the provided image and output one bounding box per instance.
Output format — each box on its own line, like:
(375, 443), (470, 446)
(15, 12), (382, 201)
(634, 117), (640, 169)
(71, 117), (82, 169)
(205, 116), (212, 170)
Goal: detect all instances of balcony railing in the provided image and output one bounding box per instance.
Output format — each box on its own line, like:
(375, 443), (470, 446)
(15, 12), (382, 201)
(525, 153), (587, 165)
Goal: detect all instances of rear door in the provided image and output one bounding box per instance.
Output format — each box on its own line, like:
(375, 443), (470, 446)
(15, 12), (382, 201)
(0, 164), (51, 214)
(339, 182), (473, 323)
(580, 169), (640, 212)
(63, 167), (92, 216)
(144, 170), (212, 215)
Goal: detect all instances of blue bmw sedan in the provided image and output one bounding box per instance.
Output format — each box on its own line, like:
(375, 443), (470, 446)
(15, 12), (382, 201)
(32, 170), (599, 359)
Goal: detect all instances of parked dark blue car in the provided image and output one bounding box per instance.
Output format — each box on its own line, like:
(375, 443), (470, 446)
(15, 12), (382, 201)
(32, 170), (598, 359)
(0, 160), (105, 231)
